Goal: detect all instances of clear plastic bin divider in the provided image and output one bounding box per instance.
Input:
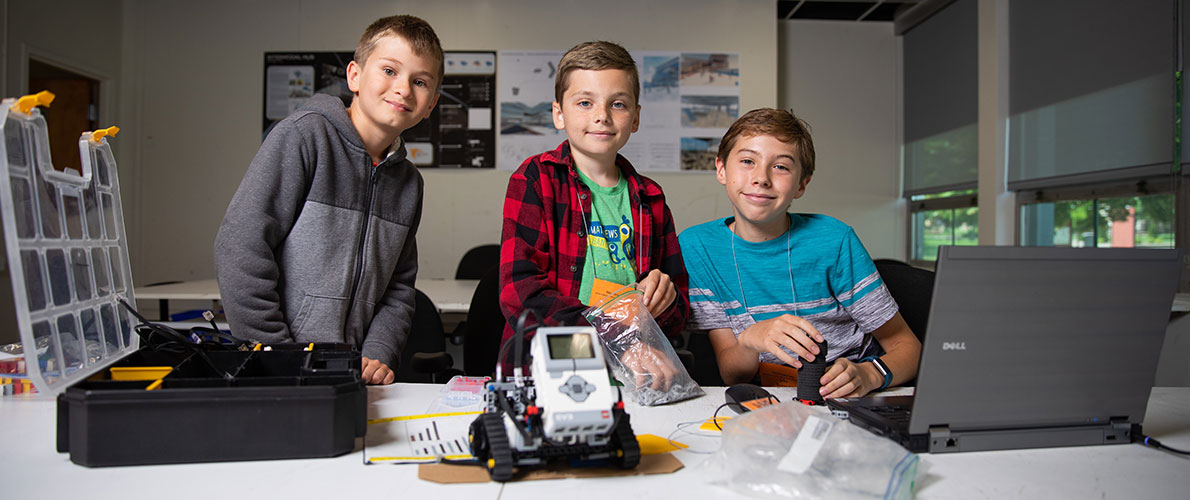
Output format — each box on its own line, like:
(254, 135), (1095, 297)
(19, 249), (46, 311)
(91, 247), (110, 293)
(4, 119), (26, 167)
(11, 174), (35, 238)
(55, 314), (85, 372)
(32, 320), (57, 378)
(101, 192), (116, 237)
(35, 165), (60, 238)
(108, 246), (124, 292)
(83, 183), (102, 239)
(70, 247), (92, 301)
(80, 308), (104, 359)
(99, 303), (120, 350)
(46, 249), (71, 306)
(63, 191), (82, 239)
(93, 149), (109, 187)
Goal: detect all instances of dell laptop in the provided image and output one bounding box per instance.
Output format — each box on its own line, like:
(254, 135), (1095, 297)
(828, 246), (1182, 453)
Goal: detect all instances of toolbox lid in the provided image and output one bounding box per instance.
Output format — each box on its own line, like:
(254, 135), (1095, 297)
(0, 92), (139, 394)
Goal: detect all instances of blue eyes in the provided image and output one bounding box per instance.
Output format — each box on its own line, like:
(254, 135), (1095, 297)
(738, 158), (792, 173)
(575, 100), (629, 109)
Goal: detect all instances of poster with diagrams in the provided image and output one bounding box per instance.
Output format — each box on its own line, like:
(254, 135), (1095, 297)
(497, 50), (740, 172)
(262, 51), (496, 169)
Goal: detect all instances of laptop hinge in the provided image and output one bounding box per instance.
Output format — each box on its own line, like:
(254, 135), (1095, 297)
(928, 425), (957, 451)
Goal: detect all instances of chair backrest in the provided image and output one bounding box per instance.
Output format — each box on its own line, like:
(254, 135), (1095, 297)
(874, 260), (935, 343)
(395, 289), (447, 383)
(463, 267), (505, 377)
(455, 244), (501, 280)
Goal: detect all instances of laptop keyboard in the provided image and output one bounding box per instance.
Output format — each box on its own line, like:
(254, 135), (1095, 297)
(869, 405), (912, 425)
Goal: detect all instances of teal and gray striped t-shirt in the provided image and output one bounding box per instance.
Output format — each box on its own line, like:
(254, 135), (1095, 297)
(679, 213), (897, 365)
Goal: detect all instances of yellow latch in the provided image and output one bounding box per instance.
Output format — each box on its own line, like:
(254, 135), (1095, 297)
(90, 126), (120, 143)
(11, 90), (55, 115)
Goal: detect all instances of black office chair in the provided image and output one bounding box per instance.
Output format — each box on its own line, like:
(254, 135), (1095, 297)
(874, 260), (934, 343)
(455, 244), (501, 280)
(682, 330), (725, 387)
(395, 289), (463, 383)
(463, 267), (505, 378)
(450, 244), (501, 345)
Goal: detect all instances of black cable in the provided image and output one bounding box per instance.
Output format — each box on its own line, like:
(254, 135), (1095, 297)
(712, 394), (780, 431)
(117, 299), (234, 380)
(1141, 435), (1190, 456)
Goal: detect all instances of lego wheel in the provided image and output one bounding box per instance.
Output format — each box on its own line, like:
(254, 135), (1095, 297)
(611, 409), (641, 469)
(480, 412), (515, 481)
(468, 415), (489, 463)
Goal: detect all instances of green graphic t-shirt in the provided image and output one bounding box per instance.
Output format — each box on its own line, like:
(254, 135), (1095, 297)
(577, 169), (637, 305)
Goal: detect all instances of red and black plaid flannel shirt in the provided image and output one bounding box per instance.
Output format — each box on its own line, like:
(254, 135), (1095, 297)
(498, 141), (689, 349)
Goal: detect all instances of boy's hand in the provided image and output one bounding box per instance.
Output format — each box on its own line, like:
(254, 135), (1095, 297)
(619, 343), (677, 391)
(636, 269), (677, 318)
(361, 356), (395, 385)
(819, 357), (881, 399)
(737, 314), (823, 368)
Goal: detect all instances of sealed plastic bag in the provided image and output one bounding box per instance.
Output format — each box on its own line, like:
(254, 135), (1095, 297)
(583, 286), (704, 406)
(699, 401), (918, 500)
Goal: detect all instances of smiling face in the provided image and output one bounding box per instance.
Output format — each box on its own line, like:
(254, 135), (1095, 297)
(552, 69), (641, 169)
(716, 133), (811, 241)
(346, 34), (440, 143)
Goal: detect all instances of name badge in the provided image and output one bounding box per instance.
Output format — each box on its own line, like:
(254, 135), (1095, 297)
(589, 277), (631, 307)
(758, 362), (799, 387)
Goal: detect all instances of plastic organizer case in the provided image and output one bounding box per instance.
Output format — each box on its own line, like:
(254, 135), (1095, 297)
(1, 92), (366, 466)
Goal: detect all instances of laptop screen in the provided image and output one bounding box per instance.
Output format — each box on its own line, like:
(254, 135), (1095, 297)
(909, 246), (1181, 435)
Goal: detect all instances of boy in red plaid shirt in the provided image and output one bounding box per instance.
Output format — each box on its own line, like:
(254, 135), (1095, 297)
(499, 41), (689, 387)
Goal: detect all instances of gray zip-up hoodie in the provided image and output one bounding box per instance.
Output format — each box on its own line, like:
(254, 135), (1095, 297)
(214, 93), (422, 369)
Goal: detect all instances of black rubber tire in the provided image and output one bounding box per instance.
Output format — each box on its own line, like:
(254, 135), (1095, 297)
(468, 415), (489, 463)
(481, 412), (515, 481)
(611, 410), (641, 469)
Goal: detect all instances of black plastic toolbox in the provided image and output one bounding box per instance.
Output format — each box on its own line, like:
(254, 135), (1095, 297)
(55, 343), (367, 467)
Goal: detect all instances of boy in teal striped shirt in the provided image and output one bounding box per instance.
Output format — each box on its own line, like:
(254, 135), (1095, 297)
(679, 109), (921, 398)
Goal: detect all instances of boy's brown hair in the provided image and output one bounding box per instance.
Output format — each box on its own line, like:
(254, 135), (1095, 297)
(354, 15), (445, 89)
(554, 41), (639, 104)
(716, 108), (816, 181)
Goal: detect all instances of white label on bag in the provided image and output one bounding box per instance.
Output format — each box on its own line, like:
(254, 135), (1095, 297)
(777, 415), (834, 474)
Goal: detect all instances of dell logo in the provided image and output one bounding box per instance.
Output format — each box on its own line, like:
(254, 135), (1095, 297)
(942, 342), (967, 351)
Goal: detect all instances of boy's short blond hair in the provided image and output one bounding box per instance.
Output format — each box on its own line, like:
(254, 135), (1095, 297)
(717, 108), (816, 181)
(354, 15), (444, 89)
(554, 41), (639, 104)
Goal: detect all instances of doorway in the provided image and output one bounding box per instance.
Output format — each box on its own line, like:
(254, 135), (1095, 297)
(28, 58), (101, 172)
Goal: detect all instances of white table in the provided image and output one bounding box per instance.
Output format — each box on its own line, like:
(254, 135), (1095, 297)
(133, 278), (480, 318)
(1, 385), (1187, 499)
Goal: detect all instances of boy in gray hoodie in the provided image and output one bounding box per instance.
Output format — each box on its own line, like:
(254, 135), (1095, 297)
(214, 15), (442, 384)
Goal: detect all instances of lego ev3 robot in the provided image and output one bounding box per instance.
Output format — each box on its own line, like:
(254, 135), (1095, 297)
(468, 326), (641, 481)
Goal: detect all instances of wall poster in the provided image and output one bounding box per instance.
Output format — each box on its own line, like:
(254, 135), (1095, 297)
(497, 50), (740, 172)
(262, 51), (496, 169)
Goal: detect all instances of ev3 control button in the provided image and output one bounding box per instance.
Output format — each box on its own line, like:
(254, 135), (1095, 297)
(559, 375), (596, 402)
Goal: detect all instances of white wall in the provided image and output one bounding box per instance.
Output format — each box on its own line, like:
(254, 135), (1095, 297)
(122, 0), (778, 282)
(778, 20), (905, 260)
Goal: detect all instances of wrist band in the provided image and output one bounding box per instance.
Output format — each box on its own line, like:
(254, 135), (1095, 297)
(860, 355), (893, 390)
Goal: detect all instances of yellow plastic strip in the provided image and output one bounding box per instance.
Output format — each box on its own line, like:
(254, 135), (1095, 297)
(367, 454), (474, 462)
(366, 410), (482, 425)
(252, 343), (263, 351)
(145, 379), (164, 391)
(698, 416), (731, 431)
